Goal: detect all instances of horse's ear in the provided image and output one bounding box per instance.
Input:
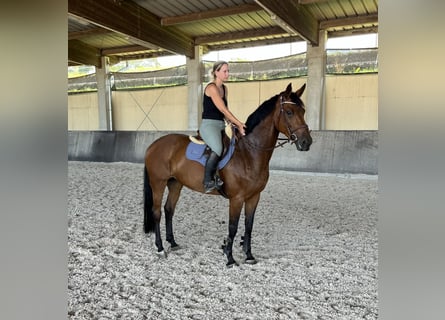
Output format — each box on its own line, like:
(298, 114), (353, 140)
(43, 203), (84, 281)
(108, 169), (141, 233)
(285, 83), (292, 95)
(295, 83), (306, 97)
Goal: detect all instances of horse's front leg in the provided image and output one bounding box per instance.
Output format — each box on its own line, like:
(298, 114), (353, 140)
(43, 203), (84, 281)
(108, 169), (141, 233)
(223, 198), (243, 266)
(154, 217), (164, 254)
(242, 193), (260, 264)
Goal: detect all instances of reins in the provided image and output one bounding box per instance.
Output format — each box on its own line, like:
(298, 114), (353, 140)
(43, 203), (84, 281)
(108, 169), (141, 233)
(242, 135), (293, 151)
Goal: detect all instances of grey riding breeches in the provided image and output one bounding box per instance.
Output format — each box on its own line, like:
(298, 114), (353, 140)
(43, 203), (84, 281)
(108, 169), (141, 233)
(199, 119), (225, 156)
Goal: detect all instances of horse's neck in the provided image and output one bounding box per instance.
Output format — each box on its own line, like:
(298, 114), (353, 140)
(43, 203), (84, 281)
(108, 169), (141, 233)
(240, 117), (279, 163)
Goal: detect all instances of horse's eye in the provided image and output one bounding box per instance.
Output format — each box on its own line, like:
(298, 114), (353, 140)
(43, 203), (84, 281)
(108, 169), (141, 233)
(286, 110), (293, 116)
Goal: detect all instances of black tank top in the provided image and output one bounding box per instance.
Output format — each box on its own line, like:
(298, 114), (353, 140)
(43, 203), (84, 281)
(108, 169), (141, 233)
(202, 84), (227, 121)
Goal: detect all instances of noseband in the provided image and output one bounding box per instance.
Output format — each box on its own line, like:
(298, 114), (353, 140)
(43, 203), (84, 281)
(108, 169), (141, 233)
(279, 96), (309, 145)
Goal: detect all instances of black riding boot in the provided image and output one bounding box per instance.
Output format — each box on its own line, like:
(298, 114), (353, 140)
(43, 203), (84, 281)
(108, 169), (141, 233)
(203, 151), (223, 193)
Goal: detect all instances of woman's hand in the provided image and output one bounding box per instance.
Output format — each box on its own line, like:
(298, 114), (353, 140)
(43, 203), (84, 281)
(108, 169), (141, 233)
(237, 122), (247, 136)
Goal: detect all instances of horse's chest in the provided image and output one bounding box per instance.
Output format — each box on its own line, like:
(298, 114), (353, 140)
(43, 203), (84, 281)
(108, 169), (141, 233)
(247, 170), (269, 188)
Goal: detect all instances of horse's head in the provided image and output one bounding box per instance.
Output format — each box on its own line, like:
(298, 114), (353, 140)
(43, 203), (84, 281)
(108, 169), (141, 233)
(275, 83), (312, 151)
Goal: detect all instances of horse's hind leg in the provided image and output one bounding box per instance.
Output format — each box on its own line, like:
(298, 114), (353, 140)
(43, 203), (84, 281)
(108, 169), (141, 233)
(151, 180), (168, 254)
(164, 178), (183, 250)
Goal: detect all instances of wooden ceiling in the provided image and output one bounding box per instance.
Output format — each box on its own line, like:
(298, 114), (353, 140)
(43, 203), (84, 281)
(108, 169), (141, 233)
(68, 0), (378, 67)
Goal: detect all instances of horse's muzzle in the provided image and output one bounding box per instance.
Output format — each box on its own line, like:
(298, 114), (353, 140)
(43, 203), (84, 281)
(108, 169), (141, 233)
(296, 134), (312, 151)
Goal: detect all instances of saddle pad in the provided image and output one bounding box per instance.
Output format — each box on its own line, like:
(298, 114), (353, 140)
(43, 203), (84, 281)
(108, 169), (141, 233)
(185, 135), (236, 170)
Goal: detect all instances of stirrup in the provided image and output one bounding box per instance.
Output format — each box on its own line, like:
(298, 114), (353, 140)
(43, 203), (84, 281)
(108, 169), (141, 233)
(204, 181), (217, 193)
(215, 176), (224, 187)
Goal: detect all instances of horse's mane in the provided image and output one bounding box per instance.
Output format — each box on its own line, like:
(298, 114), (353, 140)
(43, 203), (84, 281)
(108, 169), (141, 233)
(244, 94), (279, 135)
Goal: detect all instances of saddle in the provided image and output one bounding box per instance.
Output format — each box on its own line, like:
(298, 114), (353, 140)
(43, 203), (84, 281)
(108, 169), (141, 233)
(189, 123), (233, 145)
(185, 124), (236, 170)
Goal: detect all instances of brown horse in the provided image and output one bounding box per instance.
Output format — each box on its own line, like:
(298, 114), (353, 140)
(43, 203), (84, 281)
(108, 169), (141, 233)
(143, 83), (312, 266)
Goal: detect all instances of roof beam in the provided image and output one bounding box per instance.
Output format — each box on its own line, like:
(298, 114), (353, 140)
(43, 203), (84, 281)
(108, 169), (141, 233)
(113, 51), (174, 62)
(69, 27), (113, 40)
(68, 0), (194, 57)
(298, 0), (330, 4)
(101, 45), (151, 56)
(255, 0), (319, 45)
(320, 13), (378, 29)
(194, 26), (288, 45)
(161, 3), (262, 26)
(206, 35), (304, 51)
(68, 39), (101, 67)
(328, 26), (378, 38)
(101, 45), (171, 58)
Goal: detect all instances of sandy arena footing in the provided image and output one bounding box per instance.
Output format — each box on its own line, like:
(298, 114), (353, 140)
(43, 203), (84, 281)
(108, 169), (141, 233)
(68, 161), (377, 319)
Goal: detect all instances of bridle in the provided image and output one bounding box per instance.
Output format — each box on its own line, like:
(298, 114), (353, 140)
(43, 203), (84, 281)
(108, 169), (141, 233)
(242, 94), (309, 151)
(277, 95), (309, 146)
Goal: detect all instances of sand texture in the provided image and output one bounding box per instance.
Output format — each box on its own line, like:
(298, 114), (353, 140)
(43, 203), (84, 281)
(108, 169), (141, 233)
(68, 161), (377, 319)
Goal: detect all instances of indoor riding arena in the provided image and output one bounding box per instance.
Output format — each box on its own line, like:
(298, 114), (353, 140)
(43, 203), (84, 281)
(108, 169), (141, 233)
(68, 0), (378, 319)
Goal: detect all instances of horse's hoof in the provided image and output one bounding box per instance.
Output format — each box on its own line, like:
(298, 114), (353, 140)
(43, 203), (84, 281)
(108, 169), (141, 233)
(245, 258), (257, 265)
(226, 259), (239, 268)
(156, 250), (167, 258)
(170, 244), (180, 251)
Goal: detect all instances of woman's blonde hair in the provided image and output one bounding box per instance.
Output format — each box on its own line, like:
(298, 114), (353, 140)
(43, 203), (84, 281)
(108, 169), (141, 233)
(211, 60), (228, 79)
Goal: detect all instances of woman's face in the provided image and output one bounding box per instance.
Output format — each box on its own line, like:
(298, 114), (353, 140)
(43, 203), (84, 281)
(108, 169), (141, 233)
(215, 63), (229, 81)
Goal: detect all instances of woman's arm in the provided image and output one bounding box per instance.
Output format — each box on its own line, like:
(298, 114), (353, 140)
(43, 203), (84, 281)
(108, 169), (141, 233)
(206, 84), (246, 135)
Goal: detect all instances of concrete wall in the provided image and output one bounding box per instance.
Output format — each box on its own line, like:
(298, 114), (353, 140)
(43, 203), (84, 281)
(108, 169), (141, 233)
(68, 74), (377, 131)
(68, 130), (377, 175)
(325, 74), (378, 129)
(111, 86), (189, 130)
(68, 93), (98, 130)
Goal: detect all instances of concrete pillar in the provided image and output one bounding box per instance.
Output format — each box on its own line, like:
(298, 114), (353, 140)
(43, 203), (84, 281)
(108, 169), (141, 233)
(186, 46), (203, 130)
(306, 30), (327, 130)
(96, 56), (112, 130)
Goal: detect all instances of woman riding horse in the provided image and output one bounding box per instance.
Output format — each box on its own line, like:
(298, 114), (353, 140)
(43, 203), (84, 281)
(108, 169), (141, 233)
(144, 82), (312, 266)
(199, 61), (246, 193)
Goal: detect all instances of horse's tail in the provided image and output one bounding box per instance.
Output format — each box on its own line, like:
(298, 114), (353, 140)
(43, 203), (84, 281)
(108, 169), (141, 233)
(143, 165), (156, 233)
